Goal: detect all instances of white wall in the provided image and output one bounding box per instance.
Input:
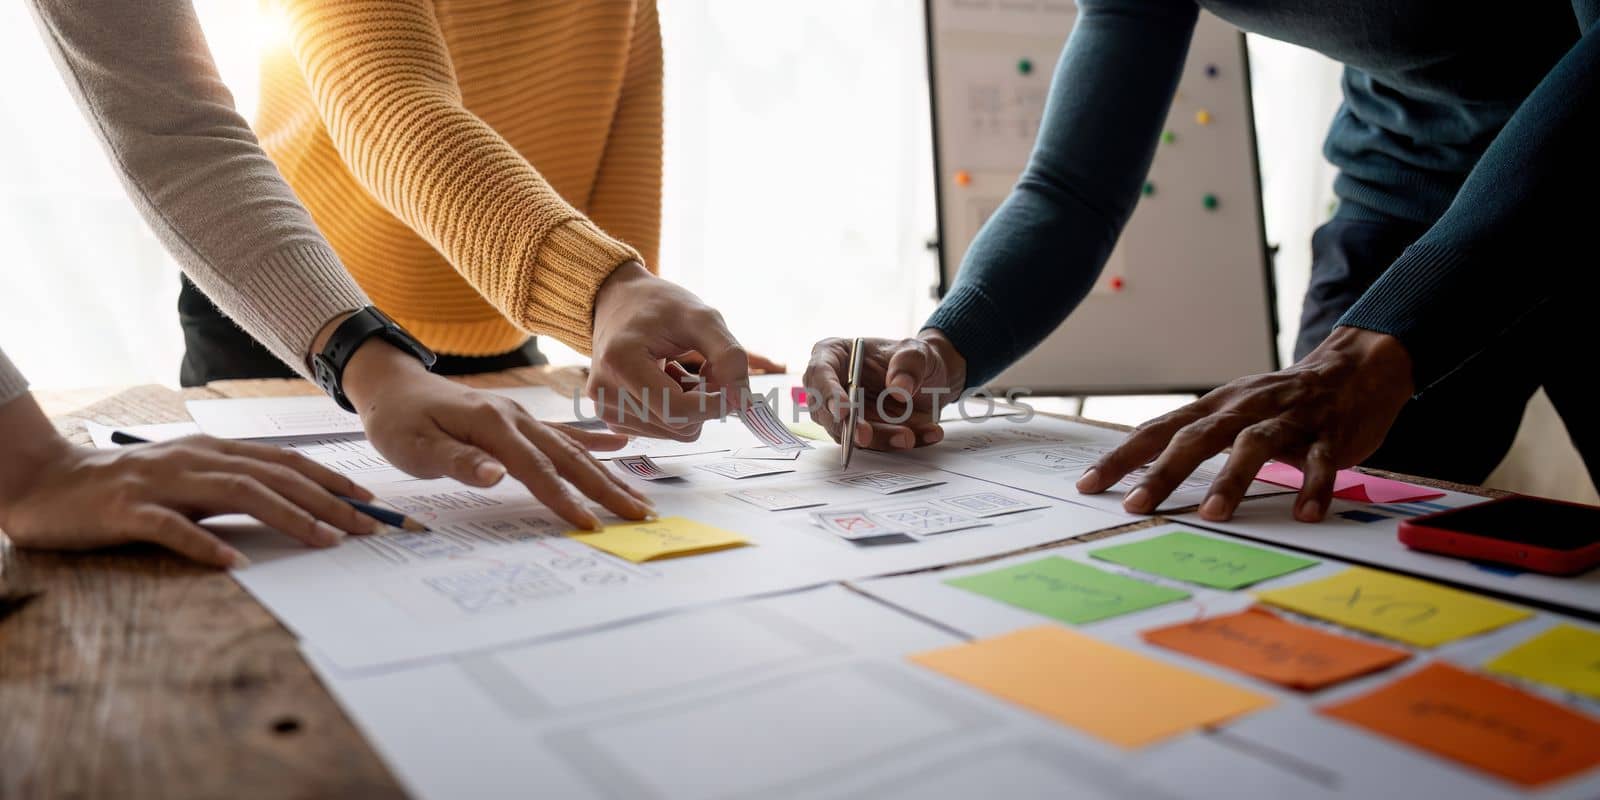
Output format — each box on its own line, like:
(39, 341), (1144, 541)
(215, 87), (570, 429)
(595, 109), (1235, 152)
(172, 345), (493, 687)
(0, 2), (1342, 390)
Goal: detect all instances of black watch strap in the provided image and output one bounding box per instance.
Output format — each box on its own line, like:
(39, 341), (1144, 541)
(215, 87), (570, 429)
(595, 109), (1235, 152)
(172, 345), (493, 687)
(311, 307), (436, 412)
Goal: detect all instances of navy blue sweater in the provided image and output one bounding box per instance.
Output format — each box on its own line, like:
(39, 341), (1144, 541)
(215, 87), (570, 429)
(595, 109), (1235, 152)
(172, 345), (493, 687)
(928, 0), (1598, 389)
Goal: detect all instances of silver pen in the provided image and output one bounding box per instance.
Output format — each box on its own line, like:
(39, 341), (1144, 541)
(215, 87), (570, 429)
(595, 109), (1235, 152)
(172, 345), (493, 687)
(840, 337), (865, 468)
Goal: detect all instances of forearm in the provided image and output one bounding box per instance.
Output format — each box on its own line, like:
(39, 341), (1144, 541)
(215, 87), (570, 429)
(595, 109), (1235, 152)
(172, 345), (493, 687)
(0, 390), (72, 521)
(1339, 19), (1599, 390)
(927, 0), (1198, 386)
(282, 0), (640, 353)
(28, 0), (369, 376)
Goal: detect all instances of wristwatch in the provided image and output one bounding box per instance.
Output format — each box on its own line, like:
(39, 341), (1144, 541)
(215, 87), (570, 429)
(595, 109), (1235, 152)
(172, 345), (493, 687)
(311, 306), (437, 412)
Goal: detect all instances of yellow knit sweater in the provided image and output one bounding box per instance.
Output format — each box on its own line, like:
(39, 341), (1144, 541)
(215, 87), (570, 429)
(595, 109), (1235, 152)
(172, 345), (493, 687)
(257, 0), (661, 356)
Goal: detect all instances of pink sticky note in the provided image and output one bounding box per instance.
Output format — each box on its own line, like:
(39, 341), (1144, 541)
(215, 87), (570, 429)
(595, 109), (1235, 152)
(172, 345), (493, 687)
(791, 386), (812, 409)
(1254, 463), (1444, 505)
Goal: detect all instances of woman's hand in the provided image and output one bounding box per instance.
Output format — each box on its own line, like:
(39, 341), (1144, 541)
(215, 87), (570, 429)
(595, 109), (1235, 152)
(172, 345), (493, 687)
(341, 339), (655, 531)
(1078, 327), (1415, 522)
(587, 262), (753, 441)
(0, 394), (383, 567)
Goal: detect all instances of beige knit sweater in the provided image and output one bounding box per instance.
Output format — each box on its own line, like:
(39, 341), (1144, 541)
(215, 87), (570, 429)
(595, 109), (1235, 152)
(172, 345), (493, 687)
(2, 0), (373, 407)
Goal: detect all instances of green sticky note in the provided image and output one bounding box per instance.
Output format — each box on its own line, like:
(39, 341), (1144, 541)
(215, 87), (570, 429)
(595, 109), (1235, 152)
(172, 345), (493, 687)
(1091, 530), (1317, 590)
(946, 557), (1189, 625)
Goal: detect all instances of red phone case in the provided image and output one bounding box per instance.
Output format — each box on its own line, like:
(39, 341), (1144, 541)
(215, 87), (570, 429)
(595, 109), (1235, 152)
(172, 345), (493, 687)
(1399, 498), (1600, 576)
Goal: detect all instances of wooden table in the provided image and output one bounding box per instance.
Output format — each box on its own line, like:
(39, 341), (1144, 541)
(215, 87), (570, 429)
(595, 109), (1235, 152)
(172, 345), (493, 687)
(0, 370), (1489, 798)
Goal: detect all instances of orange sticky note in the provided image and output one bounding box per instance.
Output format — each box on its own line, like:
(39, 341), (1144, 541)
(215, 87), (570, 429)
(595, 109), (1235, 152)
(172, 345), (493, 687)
(1142, 607), (1411, 691)
(911, 625), (1273, 748)
(1322, 662), (1600, 787)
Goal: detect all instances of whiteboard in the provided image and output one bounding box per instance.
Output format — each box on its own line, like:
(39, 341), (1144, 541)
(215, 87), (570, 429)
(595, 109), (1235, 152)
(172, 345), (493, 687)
(925, 0), (1278, 394)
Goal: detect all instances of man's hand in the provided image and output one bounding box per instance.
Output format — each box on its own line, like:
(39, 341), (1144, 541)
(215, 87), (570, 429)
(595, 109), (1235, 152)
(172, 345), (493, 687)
(1077, 327), (1415, 522)
(588, 262), (753, 441)
(341, 340), (654, 531)
(0, 394), (380, 568)
(803, 330), (967, 451)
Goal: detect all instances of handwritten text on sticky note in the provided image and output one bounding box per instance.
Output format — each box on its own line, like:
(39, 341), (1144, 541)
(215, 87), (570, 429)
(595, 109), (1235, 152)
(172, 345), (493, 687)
(946, 556), (1189, 625)
(1091, 530), (1317, 590)
(1142, 607), (1410, 690)
(567, 517), (748, 563)
(1322, 662), (1600, 787)
(1255, 567), (1530, 647)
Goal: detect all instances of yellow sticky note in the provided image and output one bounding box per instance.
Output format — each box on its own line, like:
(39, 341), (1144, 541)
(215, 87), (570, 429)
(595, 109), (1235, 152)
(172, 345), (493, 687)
(1485, 624), (1600, 700)
(1255, 567), (1530, 647)
(567, 517), (748, 563)
(911, 625), (1273, 748)
(784, 419), (830, 441)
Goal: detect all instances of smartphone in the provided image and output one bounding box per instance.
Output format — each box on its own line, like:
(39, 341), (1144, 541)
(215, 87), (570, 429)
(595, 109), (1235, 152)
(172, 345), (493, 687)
(1398, 495), (1600, 576)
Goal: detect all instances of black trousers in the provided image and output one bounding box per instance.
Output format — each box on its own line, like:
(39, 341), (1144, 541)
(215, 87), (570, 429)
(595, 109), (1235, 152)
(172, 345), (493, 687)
(1295, 217), (1597, 487)
(177, 275), (547, 387)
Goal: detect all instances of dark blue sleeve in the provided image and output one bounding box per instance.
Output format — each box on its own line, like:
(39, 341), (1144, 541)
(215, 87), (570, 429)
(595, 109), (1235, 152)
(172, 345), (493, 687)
(925, 0), (1199, 387)
(1338, 5), (1599, 390)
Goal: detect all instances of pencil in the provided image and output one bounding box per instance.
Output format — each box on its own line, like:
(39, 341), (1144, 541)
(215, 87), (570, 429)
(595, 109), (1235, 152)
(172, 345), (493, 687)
(110, 430), (429, 532)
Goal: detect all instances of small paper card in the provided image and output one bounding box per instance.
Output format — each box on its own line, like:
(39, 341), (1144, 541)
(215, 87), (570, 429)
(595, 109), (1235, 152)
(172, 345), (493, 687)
(612, 454), (679, 481)
(1090, 530), (1317, 590)
(567, 517), (748, 563)
(1142, 607), (1410, 690)
(739, 400), (810, 451)
(830, 471), (945, 495)
(727, 447), (803, 461)
(1255, 567), (1530, 647)
(869, 503), (990, 535)
(1321, 662), (1600, 787)
(946, 556), (1189, 625)
(812, 509), (904, 541)
(933, 491), (1050, 518)
(727, 488), (828, 511)
(695, 461), (795, 479)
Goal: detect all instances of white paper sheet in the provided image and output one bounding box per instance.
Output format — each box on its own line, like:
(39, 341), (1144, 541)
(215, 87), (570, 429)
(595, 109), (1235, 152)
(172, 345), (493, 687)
(303, 584), (1241, 800)
(1173, 492), (1600, 617)
(230, 444), (1125, 670)
(899, 416), (1290, 516)
(306, 540), (1600, 800)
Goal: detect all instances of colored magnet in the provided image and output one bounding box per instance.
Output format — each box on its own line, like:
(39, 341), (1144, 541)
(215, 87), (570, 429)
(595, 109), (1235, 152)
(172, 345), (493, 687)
(1017, 57), (1034, 75)
(954, 170), (972, 187)
(1205, 64), (1219, 78)
(1202, 193), (1219, 210)
(1195, 109), (1212, 126)
(1142, 181), (1155, 196)
(1110, 277), (1125, 291)
(1162, 130), (1177, 144)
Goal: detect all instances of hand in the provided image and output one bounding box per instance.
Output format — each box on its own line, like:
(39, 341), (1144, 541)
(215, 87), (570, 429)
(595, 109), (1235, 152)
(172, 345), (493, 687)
(1077, 327), (1415, 522)
(675, 348), (786, 376)
(803, 330), (967, 450)
(0, 395), (380, 568)
(341, 340), (654, 530)
(588, 262), (752, 441)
